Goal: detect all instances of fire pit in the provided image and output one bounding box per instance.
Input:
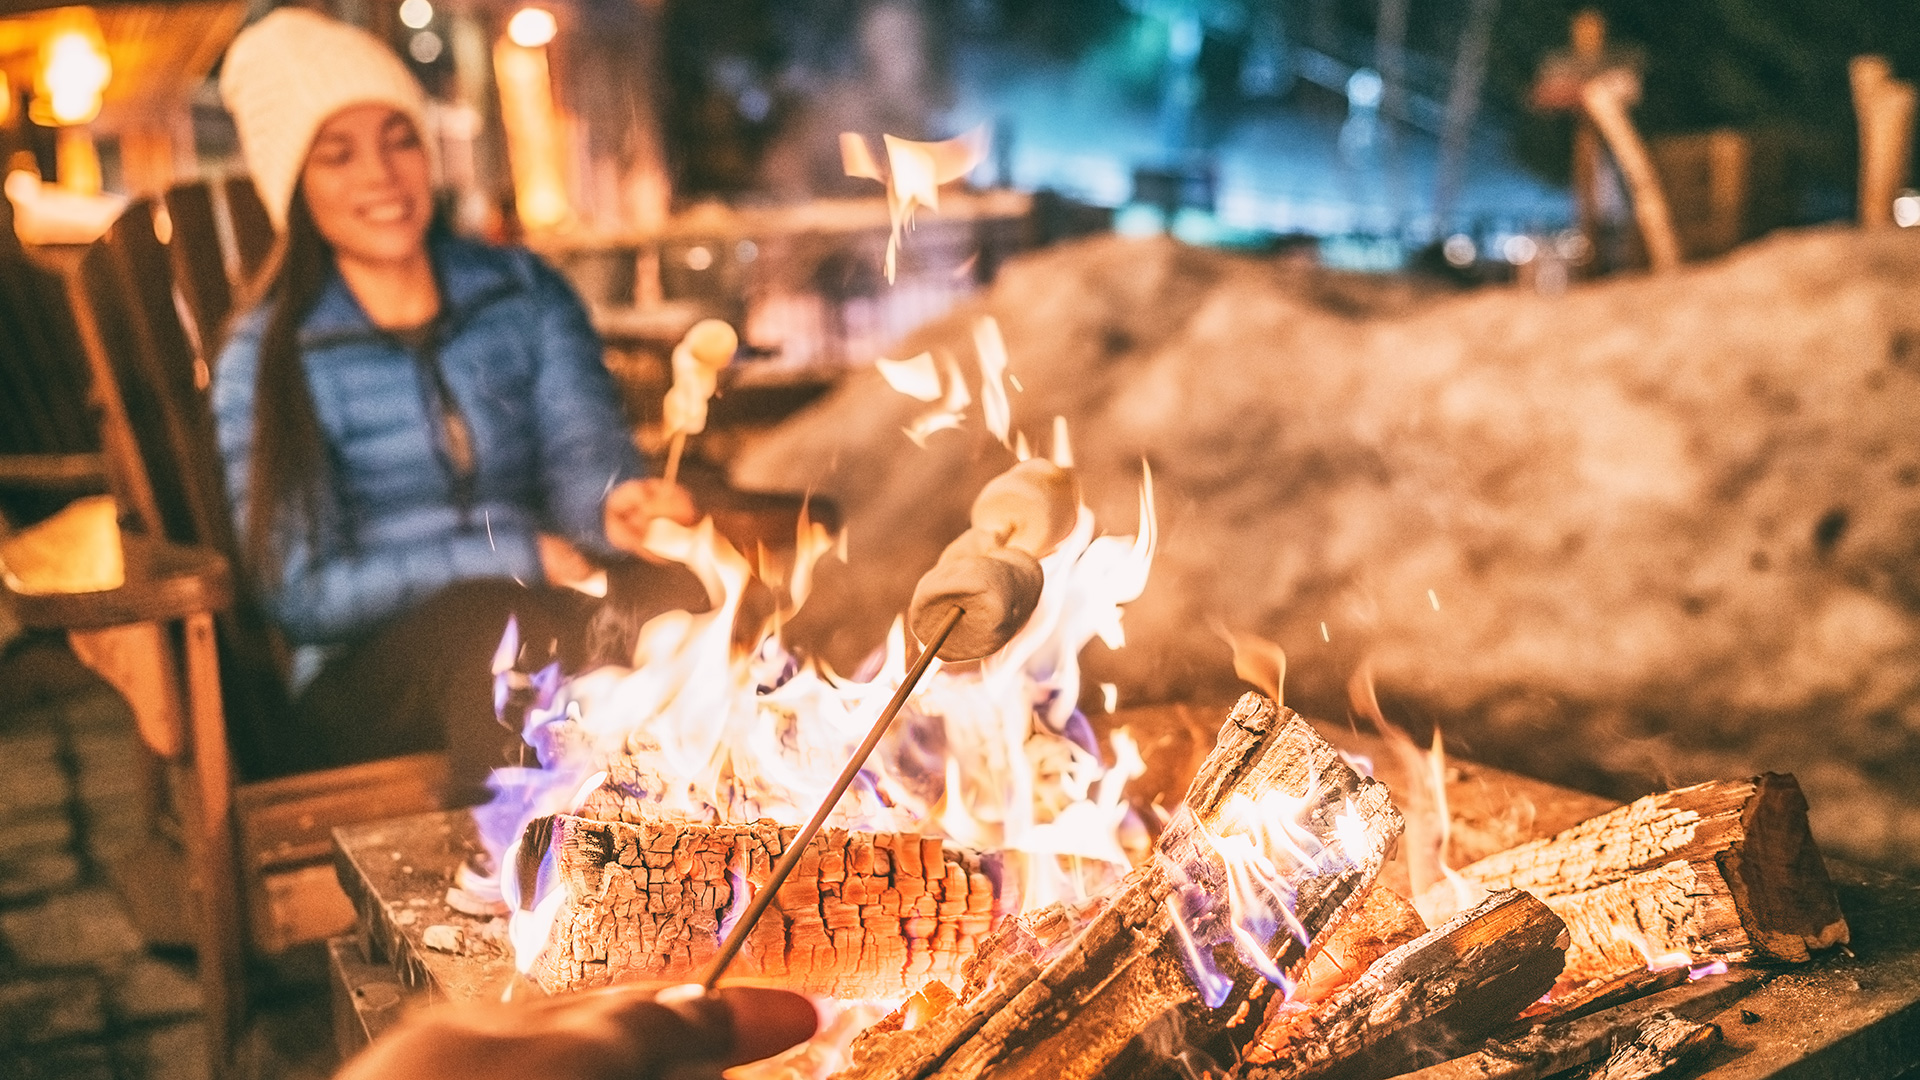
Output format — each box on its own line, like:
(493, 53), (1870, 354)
(325, 425), (1918, 1079)
(329, 698), (1920, 1078)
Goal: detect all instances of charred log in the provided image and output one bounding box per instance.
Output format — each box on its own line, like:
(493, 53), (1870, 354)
(1427, 774), (1847, 985)
(1589, 1013), (1722, 1080)
(528, 815), (1006, 999)
(1241, 889), (1568, 1080)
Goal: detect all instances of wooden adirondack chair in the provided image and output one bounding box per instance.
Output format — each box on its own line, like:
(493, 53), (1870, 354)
(2, 186), (441, 1079)
(5, 179), (835, 1077)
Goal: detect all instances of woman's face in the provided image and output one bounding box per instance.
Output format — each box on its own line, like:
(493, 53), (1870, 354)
(299, 104), (432, 266)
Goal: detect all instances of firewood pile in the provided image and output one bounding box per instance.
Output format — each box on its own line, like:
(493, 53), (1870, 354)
(515, 692), (1849, 1079)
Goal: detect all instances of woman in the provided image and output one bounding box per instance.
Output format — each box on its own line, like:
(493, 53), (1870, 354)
(215, 10), (695, 799)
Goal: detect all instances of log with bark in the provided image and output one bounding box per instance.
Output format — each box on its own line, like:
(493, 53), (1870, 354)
(835, 693), (1404, 1080)
(1381, 970), (1757, 1080)
(525, 814), (1007, 999)
(1241, 889), (1569, 1079)
(1422, 773), (1848, 987)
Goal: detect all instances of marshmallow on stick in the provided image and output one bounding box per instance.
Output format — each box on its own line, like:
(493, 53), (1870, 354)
(661, 318), (738, 485)
(908, 458), (1079, 660)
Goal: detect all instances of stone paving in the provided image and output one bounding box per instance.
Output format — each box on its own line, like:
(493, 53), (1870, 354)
(0, 629), (334, 1080)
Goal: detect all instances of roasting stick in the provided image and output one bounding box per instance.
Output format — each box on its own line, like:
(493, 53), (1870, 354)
(697, 603), (965, 992)
(693, 457), (1077, 991)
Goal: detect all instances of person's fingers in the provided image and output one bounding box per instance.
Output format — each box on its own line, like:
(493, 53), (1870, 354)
(709, 985), (821, 1064)
(592, 984), (818, 1071)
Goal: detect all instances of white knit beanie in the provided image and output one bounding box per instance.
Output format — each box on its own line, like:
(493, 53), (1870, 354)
(220, 9), (428, 230)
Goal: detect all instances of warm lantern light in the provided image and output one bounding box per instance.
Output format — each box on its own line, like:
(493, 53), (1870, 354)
(494, 24), (570, 230)
(506, 7), (556, 48)
(40, 30), (111, 126)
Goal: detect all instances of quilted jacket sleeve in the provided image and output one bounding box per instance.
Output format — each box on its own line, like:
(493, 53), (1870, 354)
(518, 252), (646, 555)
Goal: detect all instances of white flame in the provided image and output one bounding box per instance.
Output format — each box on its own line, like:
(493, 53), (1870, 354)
(973, 317), (1012, 449)
(876, 351), (942, 402)
(842, 127), (989, 282)
(476, 464), (1161, 977)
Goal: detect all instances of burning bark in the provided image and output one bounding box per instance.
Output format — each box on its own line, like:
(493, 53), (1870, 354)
(834, 692), (1404, 1080)
(527, 814), (1007, 999)
(1242, 889), (1569, 1079)
(1426, 774), (1848, 986)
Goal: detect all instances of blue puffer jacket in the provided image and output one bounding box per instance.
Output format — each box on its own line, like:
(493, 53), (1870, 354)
(213, 235), (642, 684)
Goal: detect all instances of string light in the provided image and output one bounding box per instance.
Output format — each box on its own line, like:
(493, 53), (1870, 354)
(399, 0), (433, 29)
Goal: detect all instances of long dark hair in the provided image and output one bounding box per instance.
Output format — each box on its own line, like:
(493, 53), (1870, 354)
(243, 189), (334, 575)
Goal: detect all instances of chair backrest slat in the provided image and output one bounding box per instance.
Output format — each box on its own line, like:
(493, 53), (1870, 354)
(223, 176), (276, 290)
(64, 196), (291, 769)
(79, 200), (235, 554)
(163, 181), (236, 360)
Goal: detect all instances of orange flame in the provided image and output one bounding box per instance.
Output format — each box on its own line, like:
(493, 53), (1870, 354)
(1349, 662), (1482, 924)
(483, 465), (1160, 977)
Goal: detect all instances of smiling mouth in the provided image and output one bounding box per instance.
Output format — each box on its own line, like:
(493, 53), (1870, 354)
(359, 200), (412, 224)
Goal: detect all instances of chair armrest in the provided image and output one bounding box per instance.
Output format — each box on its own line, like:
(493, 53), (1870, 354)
(5, 532), (232, 630)
(0, 453), (109, 492)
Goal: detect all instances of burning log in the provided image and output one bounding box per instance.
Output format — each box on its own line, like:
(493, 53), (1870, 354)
(835, 693), (1404, 1080)
(1291, 885), (1428, 1004)
(1241, 890), (1569, 1079)
(1427, 774), (1847, 986)
(1507, 964), (1686, 1031)
(528, 814), (1007, 999)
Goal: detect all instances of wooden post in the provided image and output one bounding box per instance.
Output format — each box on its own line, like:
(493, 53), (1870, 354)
(1580, 73), (1682, 273)
(184, 611), (244, 1080)
(1851, 56), (1917, 227)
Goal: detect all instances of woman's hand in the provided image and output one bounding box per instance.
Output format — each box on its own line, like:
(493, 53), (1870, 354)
(604, 478), (697, 556)
(334, 983), (819, 1080)
(537, 533), (597, 589)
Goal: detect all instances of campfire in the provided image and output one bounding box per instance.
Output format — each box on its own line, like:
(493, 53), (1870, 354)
(424, 136), (1858, 1080)
(442, 447), (1848, 1080)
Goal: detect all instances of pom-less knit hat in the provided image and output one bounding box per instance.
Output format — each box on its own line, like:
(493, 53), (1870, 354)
(220, 9), (428, 230)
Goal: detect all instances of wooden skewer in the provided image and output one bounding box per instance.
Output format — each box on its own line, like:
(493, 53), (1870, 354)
(662, 429), (687, 488)
(697, 603), (967, 992)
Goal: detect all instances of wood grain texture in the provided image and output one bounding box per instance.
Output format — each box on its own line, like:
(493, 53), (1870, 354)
(1590, 1013), (1720, 1080)
(530, 814), (1006, 999)
(833, 693), (1403, 1080)
(1431, 774), (1847, 985)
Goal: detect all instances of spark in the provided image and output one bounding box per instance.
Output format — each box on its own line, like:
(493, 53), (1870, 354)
(1428, 588), (1441, 611)
(1320, 622), (1330, 642)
